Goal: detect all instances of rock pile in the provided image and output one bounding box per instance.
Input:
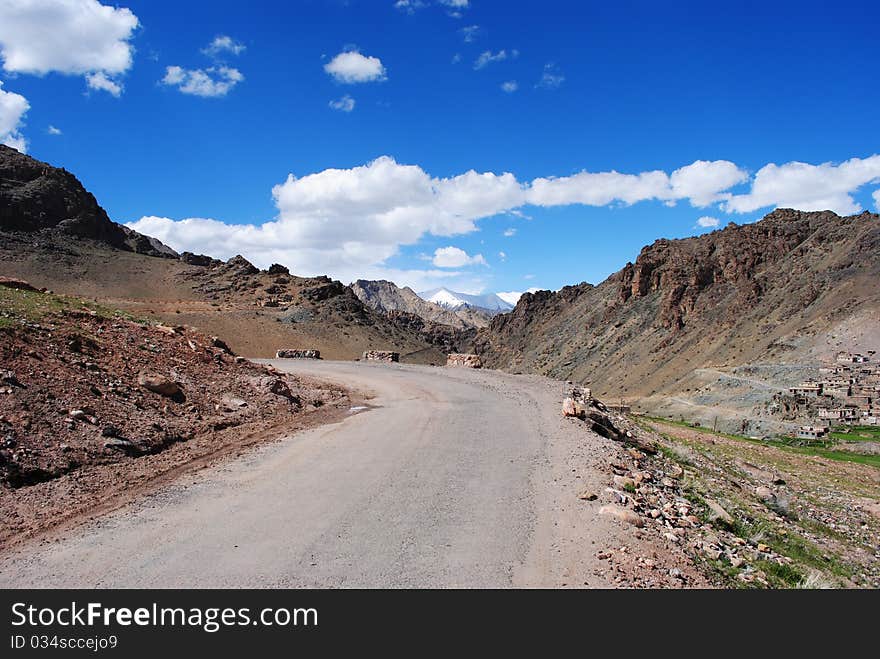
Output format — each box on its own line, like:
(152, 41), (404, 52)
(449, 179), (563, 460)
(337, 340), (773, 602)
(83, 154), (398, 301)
(446, 353), (482, 368)
(275, 349), (321, 359)
(362, 350), (400, 363)
(597, 443), (796, 587)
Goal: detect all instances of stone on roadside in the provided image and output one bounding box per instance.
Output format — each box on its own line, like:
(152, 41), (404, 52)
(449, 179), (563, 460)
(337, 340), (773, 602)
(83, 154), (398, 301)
(137, 372), (182, 398)
(599, 505), (644, 527)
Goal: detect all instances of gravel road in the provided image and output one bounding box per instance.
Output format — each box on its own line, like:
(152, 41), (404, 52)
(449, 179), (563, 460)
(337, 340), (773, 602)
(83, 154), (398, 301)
(0, 361), (649, 588)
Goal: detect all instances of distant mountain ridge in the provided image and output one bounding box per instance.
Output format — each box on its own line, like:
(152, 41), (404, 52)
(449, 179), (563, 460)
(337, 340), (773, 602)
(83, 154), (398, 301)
(418, 287), (514, 314)
(351, 280), (493, 329)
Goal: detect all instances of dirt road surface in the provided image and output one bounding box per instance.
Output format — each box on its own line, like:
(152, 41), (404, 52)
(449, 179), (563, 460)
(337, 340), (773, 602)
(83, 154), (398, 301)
(0, 361), (694, 588)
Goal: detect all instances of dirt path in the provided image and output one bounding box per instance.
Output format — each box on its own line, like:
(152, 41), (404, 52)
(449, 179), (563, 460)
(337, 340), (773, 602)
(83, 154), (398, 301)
(0, 362), (704, 588)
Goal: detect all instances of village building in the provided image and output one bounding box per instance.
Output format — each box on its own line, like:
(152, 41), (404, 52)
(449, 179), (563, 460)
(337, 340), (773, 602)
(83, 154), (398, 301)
(818, 407), (860, 422)
(796, 425), (830, 440)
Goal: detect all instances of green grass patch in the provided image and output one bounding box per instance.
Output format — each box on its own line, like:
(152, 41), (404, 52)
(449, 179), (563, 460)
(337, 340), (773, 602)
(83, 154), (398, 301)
(754, 559), (804, 588)
(829, 426), (880, 443)
(639, 414), (880, 469)
(0, 287), (138, 326)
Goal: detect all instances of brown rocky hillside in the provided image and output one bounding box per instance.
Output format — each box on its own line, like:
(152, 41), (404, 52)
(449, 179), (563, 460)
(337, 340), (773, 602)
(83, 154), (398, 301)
(351, 279), (493, 329)
(0, 280), (350, 546)
(0, 146), (458, 362)
(475, 209), (880, 429)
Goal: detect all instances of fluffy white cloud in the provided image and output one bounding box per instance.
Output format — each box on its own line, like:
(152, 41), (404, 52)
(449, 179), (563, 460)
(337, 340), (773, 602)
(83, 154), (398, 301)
(537, 63), (564, 89)
(162, 65), (243, 97)
(670, 160), (747, 206)
(0, 81), (29, 152)
(439, 0), (468, 6)
(498, 251), (507, 261)
(202, 35), (245, 58)
(696, 216), (720, 228)
(324, 50), (386, 83)
(503, 228), (517, 237)
(0, 0), (137, 95)
(329, 94), (355, 112)
(501, 80), (518, 93)
(474, 49), (517, 70)
(723, 156), (880, 215)
(47, 124), (62, 135)
(527, 160), (747, 208)
(873, 189), (880, 212)
(127, 154), (880, 295)
(432, 246), (487, 268)
(86, 71), (122, 96)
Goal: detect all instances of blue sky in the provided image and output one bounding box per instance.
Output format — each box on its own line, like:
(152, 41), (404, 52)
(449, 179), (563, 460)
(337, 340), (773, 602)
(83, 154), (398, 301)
(1, 0), (879, 298)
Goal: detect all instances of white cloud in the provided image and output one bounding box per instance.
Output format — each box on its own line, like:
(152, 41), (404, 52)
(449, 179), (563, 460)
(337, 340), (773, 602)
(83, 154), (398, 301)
(324, 50), (386, 83)
(670, 160), (748, 206)
(497, 288), (539, 306)
(696, 216), (720, 228)
(0, 81), (29, 152)
(503, 227), (517, 237)
(498, 251), (507, 261)
(161, 65), (243, 97)
(86, 71), (122, 96)
(537, 63), (564, 89)
(527, 160), (748, 208)
(202, 35), (245, 58)
(873, 189), (880, 211)
(393, 0), (427, 13)
(329, 94), (355, 112)
(47, 124), (62, 135)
(0, 0), (137, 95)
(723, 156), (880, 215)
(460, 25), (480, 42)
(396, 0), (468, 13)
(127, 154), (880, 295)
(432, 246), (487, 268)
(474, 49), (518, 70)
(501, 80), (518, 93)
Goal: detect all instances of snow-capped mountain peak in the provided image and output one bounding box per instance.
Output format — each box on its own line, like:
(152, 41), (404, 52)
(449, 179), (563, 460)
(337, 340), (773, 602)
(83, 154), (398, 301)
(418, 287), (514, 313)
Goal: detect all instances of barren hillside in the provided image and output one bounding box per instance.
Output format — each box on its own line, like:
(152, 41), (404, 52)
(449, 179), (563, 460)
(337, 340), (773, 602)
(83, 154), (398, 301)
(475, 209), (880, 430)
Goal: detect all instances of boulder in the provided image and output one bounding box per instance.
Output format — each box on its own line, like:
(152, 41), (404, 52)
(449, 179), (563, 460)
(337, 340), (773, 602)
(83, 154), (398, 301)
(446, 353), (483, 368)
(599, 505), (644, 527)
(211, 336), (234, 355)
(562, 397), (585, 419)
(362, 350), (400, 363)
(267, 263), (290, 275)
(705, 498), (734, 527)
(137, 372), (182, 398)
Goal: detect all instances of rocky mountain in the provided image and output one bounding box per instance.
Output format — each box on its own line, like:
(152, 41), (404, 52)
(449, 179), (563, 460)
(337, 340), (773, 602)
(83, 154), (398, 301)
(0, 147), (452, 362)
(351, 279), (492, 329)
(419, 287), (514, 315)
(475, 209), (880, 430)
(0, 145), (176, 258)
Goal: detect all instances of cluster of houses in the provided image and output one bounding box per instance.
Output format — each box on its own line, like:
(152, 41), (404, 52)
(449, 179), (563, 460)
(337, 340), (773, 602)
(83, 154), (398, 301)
(791, 351), (878, 440)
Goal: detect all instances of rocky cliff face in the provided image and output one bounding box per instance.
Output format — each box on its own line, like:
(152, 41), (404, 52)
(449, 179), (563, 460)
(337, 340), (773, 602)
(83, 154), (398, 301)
(0, 145), (175, 258)
(476, 209), (880, 414)
(351, 279), (491, 329)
